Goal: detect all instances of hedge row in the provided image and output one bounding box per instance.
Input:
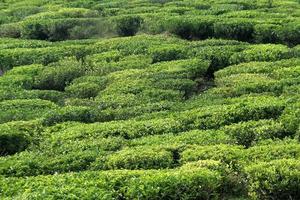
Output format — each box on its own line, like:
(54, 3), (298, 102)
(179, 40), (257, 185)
(229, 44), (295, 65)
(0, 45), (84, 71)
(212, 58), (300, 97)
(2, 140), (299, 177)
(0, 89), (65, 104)
(215, 58), (300, 78)
(0, 99), (57, 124)
(129, 130), (233, 147)
(181, 141), (300, 166)
(221, 119), (286, 147)
(91, 146), (174, 170)
(42, 95), (284, 142)
(0, 120), (42, 156)
(245, 159), (300, 199)
(161, 16), (299, 45)
(43, 101), (176, 125)
(1, 0), (299, 45)
(0, 167), (222, 199)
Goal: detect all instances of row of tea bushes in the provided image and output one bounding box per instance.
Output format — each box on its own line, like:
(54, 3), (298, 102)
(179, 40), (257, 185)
(180, 141), (300, 167)
(215, 58), (300, 78)
(43, 95), (285, 141)
(245, 159), (300, 200)
(1, 35), (297, 80)
(212, 56), (300, 97)
(0, 99), (57, 124)
(0, 166), (222, 199)
(1, 157), (300, 199)
(1, 139), (299, 178)
(0, 120), (42, 156)
(0, 4), (299, 45)
(161, 16), (299, 45)
(0, 45), (84, 71)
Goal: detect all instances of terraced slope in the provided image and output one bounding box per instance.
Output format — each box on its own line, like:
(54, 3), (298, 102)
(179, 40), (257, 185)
(0, 0), (300, 199)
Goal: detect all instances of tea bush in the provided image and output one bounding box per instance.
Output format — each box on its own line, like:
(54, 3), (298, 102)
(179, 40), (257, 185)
(221, 119), (286, 147)
(91, 146), (174, 170)
(245, 159), (300, 199)
(0, 120), (42, 156)
(0, 99), (57, 123)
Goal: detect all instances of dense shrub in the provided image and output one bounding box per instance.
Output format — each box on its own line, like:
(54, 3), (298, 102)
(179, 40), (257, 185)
(213, 20), (254, 41)
(20, 18), (104, 41)
(65, 82), (102, 98)
(194, 45), (245, 74)
(229, 44), (293, 64)
(42, 106), (95, 126)
(280, 102), (300, 134)
(0, 46), (76, 71)
(253, 24), (280, 43)
(43, 134), (124, 155)
(21, 20), (49, 40)
(0, 75), (34, 89)
(5, 64), (43, 76)
(115, 15), (143, 36)
(0, 167), (222, 199)
(151, 59), (210, 79)
(49, 95), (285, 143)
(129, 130), (233, 147)
(0, 99), (57, 124)
(34, 59), (85, 91)
(215, 73), (280, 96)
(149, 44), (187, 63)
(48, 118), (183, 141)
(277, 22), (300, 46)
(0, 120), (42, 156)
(28, 90), (66, 104)
(215, 58), (300, 78)
(91, 147), (174, 170)
(0, 150), (100, 177)
(124, 168), (221, 199)
(221, 120), (286, 147)
(0, 23), (21, 38)
(164, 17), (214, 40)
(246, 142), (300, 162)
(180, 144), (244, 165)
(245, 159), (300, 199)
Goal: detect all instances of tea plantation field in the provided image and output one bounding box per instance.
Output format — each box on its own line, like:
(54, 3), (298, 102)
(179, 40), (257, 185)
(0, 0), (300, 199)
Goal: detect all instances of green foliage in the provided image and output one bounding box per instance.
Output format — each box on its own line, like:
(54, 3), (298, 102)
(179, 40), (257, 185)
(34, 59), (85, 91)
(0, 120), (42, 156)
(150, 44), (187, 63)
(5, 64), (43, 76)
(0, 99), (57, 123)
(253, 24), (280, 43)
(91, 146), (174, 170)
(163, 17), (214, 40)
(280, 102), (300, 134)
(0, 46), (77, 71)
(180, 144), (244, 165)
(65, 82), (102, 98)
(213, 20), (254, 41)
(277, 22), (300, 46)
(129, 130), (233, 147)
(221, 120), (286, 147)
(0, 167), (222, 199)
(246, 141), (300, 162)
(245, 159), (300, 199)
(0, 1), (298, 197)
(229, 44), (293, 64)
(21, 20), (49, 40)
(115, 15), (143, 36)
(42, 106), (95, 126)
